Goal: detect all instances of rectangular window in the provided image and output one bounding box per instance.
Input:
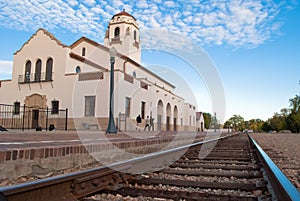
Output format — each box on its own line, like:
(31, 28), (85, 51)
(13, 102), (20, 115)
(125, 97), (131, 117)
(141, 101), (146, 119)
(51, 100), (59, 114)
(85, 96), (95, 117)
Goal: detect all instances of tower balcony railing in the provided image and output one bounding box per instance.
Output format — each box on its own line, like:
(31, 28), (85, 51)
(18, 72), (53, 84)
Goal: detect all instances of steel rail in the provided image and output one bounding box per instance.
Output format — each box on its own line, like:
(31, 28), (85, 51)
(248, 134), (300, 201)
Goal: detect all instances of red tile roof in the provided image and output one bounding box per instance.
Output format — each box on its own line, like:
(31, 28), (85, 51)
(112, 9), (136, 21)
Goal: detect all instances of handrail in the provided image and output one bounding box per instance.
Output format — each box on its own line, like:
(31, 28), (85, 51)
(18, 72), (53, 84)
(248, 134), (300, 201)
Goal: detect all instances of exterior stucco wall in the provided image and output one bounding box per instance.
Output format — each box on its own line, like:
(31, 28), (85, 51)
(0, 26), (199, 132)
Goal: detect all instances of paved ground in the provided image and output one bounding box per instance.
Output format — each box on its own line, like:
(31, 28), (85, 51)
(250, 133), (300, 191)
(0, 130), (205, 150)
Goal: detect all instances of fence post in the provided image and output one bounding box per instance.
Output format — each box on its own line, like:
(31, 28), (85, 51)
(22, 104), (25, 131)
(46, 107), (49, 131)
(65, 108), (68, 131)
(11, 105), (14, 129)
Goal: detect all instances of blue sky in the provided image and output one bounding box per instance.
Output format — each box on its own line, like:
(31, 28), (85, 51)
(0, 0), (299, 121)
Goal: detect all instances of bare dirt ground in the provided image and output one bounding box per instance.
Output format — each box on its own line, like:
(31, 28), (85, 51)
(250, 133), (300, 191)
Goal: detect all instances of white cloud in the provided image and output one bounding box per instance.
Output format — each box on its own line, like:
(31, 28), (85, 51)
(136, 0), (148, 8)
(67, 0), (78, 7)
(82, 0), (96, 7)
(0, 0), (291, 48)
(0, 60), (13, 80)
(164, 1), (176, 8)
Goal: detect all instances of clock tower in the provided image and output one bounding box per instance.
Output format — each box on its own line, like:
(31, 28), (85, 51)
(104, 10), (141, 63)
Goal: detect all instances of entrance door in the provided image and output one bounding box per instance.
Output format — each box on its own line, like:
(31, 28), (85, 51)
(173, 118), (177, 131)
(32, 110), (39, 128)
(166, 117), (170, 131)
(157, 115), (162, 130)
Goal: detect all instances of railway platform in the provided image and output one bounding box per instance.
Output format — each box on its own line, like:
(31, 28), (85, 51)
(0, 130), (210, 181)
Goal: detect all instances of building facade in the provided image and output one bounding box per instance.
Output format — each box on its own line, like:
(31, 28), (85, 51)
(0, 11), (204, 132)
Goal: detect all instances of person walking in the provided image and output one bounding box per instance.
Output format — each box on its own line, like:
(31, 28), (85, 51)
(144, 116), (150, 131)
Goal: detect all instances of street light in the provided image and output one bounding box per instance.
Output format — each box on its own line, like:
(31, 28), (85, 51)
(106, 47), (117, 134)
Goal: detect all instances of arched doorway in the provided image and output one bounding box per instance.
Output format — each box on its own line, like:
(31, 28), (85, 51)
(173, 106), (178, 131)
(25, 94), (47, 128)
(166, 103), (171, 131)
(157, 100), (163, 130)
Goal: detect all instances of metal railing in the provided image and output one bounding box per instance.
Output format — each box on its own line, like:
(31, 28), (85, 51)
(0, 104), (68, 131)
(18, 72), (53, 84)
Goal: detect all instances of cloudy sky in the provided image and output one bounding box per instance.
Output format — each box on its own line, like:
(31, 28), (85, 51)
(0, 0), (299, 121)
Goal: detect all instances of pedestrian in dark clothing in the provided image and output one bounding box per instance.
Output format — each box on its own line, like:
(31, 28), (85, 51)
(136, 114), (142, 130)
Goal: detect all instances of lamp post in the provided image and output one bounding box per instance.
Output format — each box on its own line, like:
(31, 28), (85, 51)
(106, 47), (117, 134)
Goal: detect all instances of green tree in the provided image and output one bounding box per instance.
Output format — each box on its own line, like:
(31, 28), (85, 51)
(248, 119), (264, 132)
(265, 112), (286, 132)
(225, 115), (245, 131)
(287, 95), (300, 132)
(262, 121), (272, 132)
(203, 113), (212, 129)
(289, 95), (300, 113)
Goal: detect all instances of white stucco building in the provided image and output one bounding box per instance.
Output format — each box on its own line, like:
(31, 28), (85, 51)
(0, 10), (204, 132)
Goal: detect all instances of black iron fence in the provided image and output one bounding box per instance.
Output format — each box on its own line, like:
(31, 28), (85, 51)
(0, 104), (68, 131)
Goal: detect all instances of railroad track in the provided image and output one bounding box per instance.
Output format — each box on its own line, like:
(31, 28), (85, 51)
(0, 133), (299, 201)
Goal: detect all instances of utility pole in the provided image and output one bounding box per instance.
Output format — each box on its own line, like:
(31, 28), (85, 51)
(214, 112), (217, 132)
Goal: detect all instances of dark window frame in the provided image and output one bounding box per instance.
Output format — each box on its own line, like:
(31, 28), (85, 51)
(85, 96), (96, 117)
(46, 58), (53, 81)
(141, 101), (146, 119)
(35, 59), (42, 82)
(133, 30), (137, 40)
(114, 27), (120, 38)
(13, 101), (21, 115)
(51, 100), (59, 114)
(75, 66), (81, 74)
(82, 47), (86, 56)
(25, 60), (31, 83)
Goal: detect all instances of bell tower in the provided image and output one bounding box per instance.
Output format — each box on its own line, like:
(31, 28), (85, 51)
(104, 10), (141, 63)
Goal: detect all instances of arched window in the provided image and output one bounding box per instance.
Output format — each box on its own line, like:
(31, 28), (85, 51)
(35, 59), (42, 82)
(114, 27), (120, 38)
(134, 30), (137, 41)
(75, 66), (81, 74)
(46, 58), (53, 81)
(82, 47), (86, 56)
(126, 27), (130, 35)
(132, 71), (136, 78)
(24, 60), (31, 83)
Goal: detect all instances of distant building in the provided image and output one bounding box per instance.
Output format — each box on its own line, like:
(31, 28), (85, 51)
(0, 10), (203, 131)
(196, 112), (205, 132)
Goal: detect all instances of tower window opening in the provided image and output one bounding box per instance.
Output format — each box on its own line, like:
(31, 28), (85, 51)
(134, 30), (137, 40)
(114, 27), (120, 38)
(82, 47), (86, 56)
(126, 27), (130, 35)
